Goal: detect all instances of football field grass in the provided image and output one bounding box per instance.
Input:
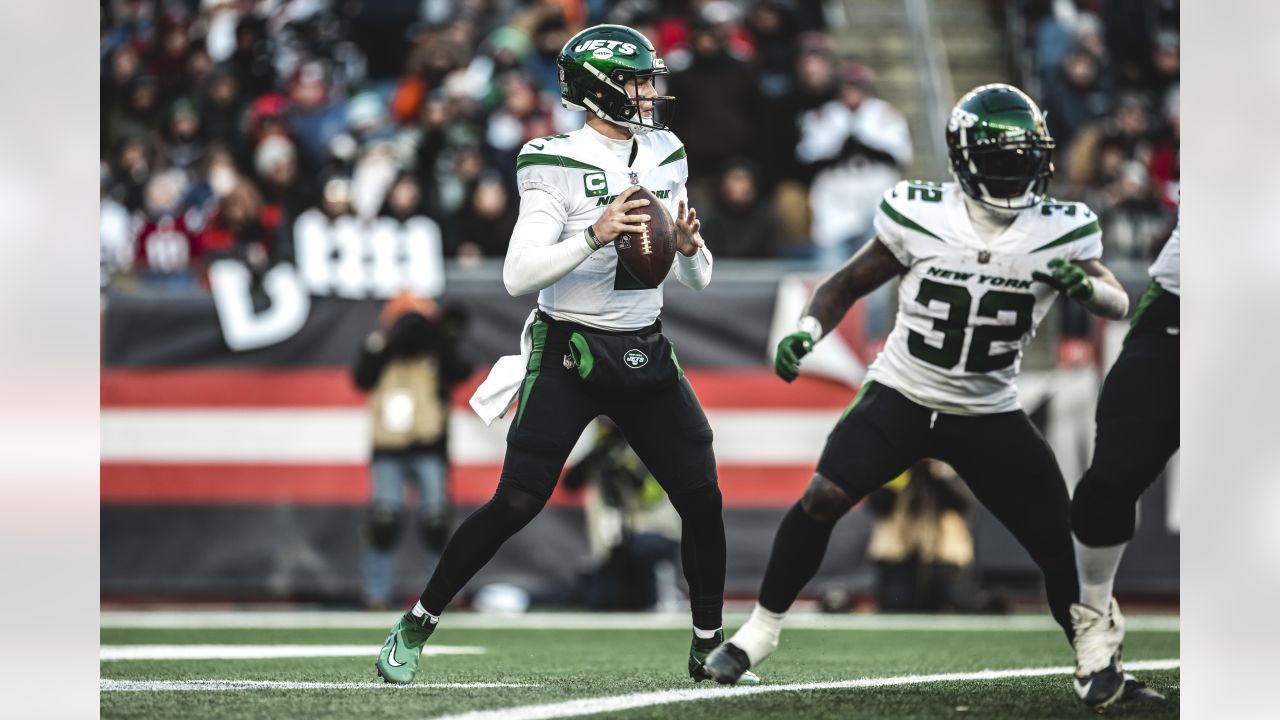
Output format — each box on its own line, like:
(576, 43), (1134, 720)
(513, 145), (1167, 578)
(101, 611), (1178, 719)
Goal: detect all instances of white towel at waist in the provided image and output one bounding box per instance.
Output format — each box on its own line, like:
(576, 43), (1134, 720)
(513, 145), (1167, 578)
(469, 309), (538, 426)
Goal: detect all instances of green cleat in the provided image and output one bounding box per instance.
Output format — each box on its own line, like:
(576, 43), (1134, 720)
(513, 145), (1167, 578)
(689, 630), (760, 686)
(375, 610), (437, 684)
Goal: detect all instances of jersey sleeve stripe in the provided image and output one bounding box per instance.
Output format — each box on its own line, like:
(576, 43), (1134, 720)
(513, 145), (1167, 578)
(657, 146), (686, 166)
(515, 154), (604, 172)
(877, 200), (942, 240)
(1030, 219), (1102, 252)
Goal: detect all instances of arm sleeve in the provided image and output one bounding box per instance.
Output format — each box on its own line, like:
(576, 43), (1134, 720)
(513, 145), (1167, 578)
(670, 173), (713, 290)
(501, 185), (596, 297)
(871, 183), (914, 267)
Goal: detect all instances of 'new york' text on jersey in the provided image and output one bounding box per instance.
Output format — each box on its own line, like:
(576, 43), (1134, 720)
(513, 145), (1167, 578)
(866, 180), (1103, 414)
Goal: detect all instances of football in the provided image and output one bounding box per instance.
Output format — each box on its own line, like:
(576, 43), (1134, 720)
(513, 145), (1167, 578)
(615, 186), (677, 289)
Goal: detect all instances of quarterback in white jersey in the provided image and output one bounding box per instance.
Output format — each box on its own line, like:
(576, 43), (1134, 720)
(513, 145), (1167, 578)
(376, 24), (758, 688)
(707, 85), (1140, 695)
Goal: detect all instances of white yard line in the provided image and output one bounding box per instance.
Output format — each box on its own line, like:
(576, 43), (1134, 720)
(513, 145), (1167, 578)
(100, 610), (1180, 633)
(427, 659), (1181, 720)
(101, 645), (483, 661)
(101, 679), (533, 692)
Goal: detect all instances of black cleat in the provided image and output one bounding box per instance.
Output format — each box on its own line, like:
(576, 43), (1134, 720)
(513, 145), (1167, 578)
(703, 641), (753, 685)
(1119, 675), (1166, 704)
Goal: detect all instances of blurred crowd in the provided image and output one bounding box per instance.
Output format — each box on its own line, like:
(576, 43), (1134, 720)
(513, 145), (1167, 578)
(100, 0), (1178, 293)
(99, 0), (885, 291)
(1015, 0), (1179, 262)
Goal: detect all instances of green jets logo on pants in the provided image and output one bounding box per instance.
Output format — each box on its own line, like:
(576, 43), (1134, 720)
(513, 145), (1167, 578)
(584, 172), (608, 197)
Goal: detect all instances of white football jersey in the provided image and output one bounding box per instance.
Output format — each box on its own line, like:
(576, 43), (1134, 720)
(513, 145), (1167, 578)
(1148, 205), (1180, 296)
(515, 127), (689, 329)
(865, 180), (1103, 415)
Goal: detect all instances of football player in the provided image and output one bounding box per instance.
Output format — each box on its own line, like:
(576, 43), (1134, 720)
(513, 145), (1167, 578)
(706, 84), (1130, 684)
(1068, 206), (1178, 709)
(375, 24), (759, 686)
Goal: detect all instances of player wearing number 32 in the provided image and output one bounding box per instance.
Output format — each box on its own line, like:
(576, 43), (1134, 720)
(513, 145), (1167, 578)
(707, 84), (1142, 689)
(376, 24), (760, 687)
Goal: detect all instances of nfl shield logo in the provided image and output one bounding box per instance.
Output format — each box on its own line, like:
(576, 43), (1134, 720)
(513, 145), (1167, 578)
(978, 250), (991, 264)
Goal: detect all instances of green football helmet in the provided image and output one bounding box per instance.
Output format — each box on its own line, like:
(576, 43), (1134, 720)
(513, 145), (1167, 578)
(945, 83), (1055, 209)
(557, 24), (674, 134)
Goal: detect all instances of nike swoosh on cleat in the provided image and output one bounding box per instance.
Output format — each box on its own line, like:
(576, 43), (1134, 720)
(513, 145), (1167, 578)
(386, 636), (405, 667)
(529, 143), (544, 150)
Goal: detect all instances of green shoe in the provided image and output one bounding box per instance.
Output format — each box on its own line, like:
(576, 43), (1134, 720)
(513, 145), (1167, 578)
(375, 611), (437, 684)
(690, 630), (760, 686)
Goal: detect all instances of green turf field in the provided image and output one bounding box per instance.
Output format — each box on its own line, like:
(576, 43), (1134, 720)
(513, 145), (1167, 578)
(100, 611), (1178, 719)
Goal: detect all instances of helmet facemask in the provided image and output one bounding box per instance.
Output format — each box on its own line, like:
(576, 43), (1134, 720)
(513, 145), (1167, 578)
(578, 65), (675, 135)
(951, 140), (1054, 210)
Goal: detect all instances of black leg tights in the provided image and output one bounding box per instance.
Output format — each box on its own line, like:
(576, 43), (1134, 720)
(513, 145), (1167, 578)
(419, 482), (547, 615)
(667, 484), (728, 631)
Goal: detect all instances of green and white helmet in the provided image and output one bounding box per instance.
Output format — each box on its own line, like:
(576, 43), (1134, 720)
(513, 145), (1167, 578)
(557, 24), (675, 135)
(945, 83), (1055, 209)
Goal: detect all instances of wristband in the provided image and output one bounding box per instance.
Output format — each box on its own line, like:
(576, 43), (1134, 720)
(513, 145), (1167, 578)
(586, 224), (604, 251)
(797, 315), (824, 343)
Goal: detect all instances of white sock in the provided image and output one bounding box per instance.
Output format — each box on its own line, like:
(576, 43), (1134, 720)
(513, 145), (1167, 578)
(1073, 534), (1127, 613)
(728, 604), (785, 666)
(411, 601), (440, 624)
(693, 626), (721, 640)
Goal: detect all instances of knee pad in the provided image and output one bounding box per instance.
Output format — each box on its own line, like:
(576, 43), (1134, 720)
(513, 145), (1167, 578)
(367, 507), (405, 551)
(489, 481), (549, 525)
(1071, 474), (1139, 547)
(666, 483), (722, 524)
(800, 475), (853, 523)
(418, 513), (451, 553)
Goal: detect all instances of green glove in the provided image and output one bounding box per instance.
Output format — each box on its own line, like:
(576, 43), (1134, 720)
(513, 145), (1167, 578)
(774, 331), (814, 383)
(1031, 257), (1093, 301)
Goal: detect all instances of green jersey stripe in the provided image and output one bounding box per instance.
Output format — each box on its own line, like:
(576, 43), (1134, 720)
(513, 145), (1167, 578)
(515, 154), (604, 172)
(1031, 220), (1102, 253)
(515, 319), (548, 427)
(658, 146), (686, 166)
(878, 200), (942, 240)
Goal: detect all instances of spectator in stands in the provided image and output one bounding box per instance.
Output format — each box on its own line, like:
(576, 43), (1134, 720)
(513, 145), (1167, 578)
(796, 61), (911, 268)
(485, 73), (557, 187)
(1040, 47), (1112, 151)
(1065, 92), (1152, 190)
(201, 178), (274, 270)
(107, 75), (163, 150)
(109, 134), (156, 211)
(667, 17), (761, 206)
(200, 68), (244, 148)
(746, 2), (801, 99)
(283, 60), (347, 172)
(162, 97), (206, 172)
(764, 42), (838, 250)
(254, 134), (309, 256)
(1099, 161), (1170, 261)
(448, 171), (517, 262)
(699, 160), (781, 259)
(133, 169), (200, 281)
(352, 292), (473, 609)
